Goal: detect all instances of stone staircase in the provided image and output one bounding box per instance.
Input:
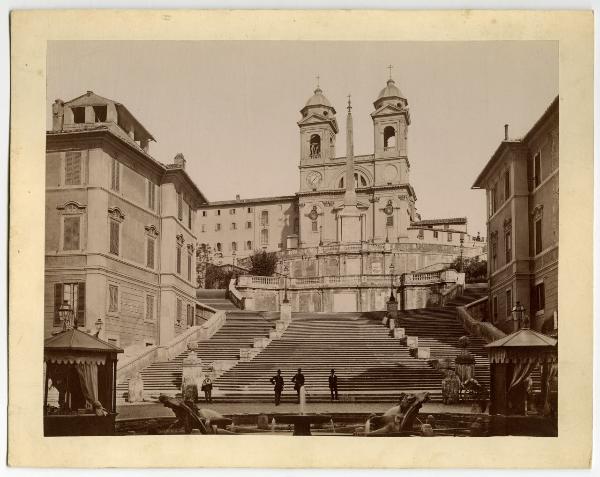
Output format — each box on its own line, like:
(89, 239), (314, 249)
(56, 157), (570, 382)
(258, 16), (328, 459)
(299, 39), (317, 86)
(196, 288), (240, 311)
(211, 307), (490, 403)
(116, 311), (278, 402)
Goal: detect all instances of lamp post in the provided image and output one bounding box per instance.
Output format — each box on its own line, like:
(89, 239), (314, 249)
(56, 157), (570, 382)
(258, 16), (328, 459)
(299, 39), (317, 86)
(283, 264), (289, 304)
(459, 234), (465, 273)
(389, 263), (396, 302)
(512, 301), (527, 329)
(58, 300), (74, 331)
(232, 250), (237, 267)
(94, 318), (104, 339)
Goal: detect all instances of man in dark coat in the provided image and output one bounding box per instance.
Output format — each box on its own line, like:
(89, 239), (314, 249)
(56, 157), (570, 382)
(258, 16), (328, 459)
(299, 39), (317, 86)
(270, 369), (284, 406)
(329, 369), (339, 401)
(291, 368), (305, 403)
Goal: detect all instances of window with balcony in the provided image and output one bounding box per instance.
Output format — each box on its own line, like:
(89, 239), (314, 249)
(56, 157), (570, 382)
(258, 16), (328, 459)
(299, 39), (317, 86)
(261, 229), (269, 245)
(535, 218), (543, 255)
(534, 152), (542, 188)
(260, 211), (269, 227)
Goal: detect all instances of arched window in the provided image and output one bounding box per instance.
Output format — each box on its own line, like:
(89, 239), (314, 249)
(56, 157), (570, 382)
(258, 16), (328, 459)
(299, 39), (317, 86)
(231, 242), (237, 252)
(384, 126), (396, 150)
(338, 172), (368, 189)
(216, 242), (222, 252)
(246, 240), (252, 250)
(309, 134), (321, 158)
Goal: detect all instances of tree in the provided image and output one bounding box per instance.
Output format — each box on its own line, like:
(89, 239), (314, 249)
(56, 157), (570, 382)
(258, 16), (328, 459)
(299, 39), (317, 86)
(450, 256), (487, 283)
(249, 250), (278, 276)
(204, 265), (234, 289)
(196, 243), (214, 288)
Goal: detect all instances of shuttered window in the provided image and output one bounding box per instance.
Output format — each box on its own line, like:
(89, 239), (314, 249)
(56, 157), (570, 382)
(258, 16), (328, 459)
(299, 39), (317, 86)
(63, 216), (80, 251)
(187, 304), (194, 327)
(146, 295), (154, 322)
(386, 216), (394, 227)
(261, 229), (268, 245)
(65, 152), (82, 185)
(177, 193), (183, 220)
(176, 246), (182, 274)
(146, 237), (155, 269)
(147, 180), (155, 210)
(187, 252), (192, 281)
(109, 220), (120, 255)
(108, 285), (119, 313)
(110, 158), (120, 192)
(176, 298), (182, 325)
(188, 204), (192, 229)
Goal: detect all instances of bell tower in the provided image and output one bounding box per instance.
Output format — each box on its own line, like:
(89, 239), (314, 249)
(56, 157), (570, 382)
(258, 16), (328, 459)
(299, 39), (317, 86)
(298, 80), (338, 167)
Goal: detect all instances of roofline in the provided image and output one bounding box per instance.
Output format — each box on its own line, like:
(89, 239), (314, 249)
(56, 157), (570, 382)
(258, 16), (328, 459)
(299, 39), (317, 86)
(164, 167), (209, 205)
(201, 195), (297, 207)
(472, 96), (558, 189)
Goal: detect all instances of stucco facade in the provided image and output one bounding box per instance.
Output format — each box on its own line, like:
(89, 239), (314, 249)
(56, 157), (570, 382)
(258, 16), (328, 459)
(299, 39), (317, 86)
(45, 91), (207, 350)
(473, 97), (558, 334)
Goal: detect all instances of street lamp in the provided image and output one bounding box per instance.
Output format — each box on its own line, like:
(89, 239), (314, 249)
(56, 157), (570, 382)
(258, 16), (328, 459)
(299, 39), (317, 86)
(459, 234), (465, 273)
(389, 263), (396, 302)
(58, 300), (74, 331)
(512, 301), (527, 328)
(283, 264), (289, 304)
(94, 318), (104, 338)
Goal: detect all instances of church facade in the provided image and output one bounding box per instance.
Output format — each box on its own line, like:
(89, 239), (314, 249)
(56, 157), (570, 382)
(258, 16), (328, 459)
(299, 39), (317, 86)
(197, 76), (484, 273)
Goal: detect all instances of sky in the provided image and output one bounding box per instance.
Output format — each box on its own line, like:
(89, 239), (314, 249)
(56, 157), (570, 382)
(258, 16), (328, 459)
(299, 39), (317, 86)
(47, 41), (558, 236)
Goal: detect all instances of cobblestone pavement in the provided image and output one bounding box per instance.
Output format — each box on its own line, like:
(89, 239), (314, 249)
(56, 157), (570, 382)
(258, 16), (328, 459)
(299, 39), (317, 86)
(117, 401), (477, 421)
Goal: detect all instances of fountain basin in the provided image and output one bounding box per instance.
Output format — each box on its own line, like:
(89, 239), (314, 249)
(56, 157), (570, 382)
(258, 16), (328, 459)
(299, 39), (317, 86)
(276, 414), (332, 436)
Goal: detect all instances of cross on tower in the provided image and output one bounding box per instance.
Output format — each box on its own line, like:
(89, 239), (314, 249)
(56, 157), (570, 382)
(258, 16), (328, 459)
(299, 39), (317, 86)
(316, 74), (320, 89)
(387, 64), (393, 80)
(347, 94), (352, 111)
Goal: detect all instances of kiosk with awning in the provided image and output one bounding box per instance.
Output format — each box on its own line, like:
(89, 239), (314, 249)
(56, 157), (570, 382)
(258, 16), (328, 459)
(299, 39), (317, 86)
(44, 327), (123, 436)
(485, 307), (557, 436)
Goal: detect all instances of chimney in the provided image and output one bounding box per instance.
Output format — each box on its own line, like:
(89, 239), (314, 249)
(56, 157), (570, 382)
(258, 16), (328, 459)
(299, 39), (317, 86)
(504, 124), (509, 141)
(236, 194), (240, 201)
(173, 153), (186, 169)
(52, 99), (64, 130)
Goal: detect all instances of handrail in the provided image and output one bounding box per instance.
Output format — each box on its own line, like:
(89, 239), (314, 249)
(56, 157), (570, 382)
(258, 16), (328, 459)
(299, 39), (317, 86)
(228, 278), (245, 310)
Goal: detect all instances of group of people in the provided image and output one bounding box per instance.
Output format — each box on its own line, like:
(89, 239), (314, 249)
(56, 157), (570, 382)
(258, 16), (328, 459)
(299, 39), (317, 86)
(270, 368), (339, 406)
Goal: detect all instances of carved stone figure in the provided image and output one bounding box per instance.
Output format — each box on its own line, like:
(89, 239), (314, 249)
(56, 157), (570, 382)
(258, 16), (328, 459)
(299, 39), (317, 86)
(365, 392), (429, 435)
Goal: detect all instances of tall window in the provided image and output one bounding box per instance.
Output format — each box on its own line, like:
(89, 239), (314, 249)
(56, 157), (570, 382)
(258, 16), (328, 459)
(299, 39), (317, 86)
(312, 221), (318, 232)
(491, 235), (498, 271)
(261, 229), (269, 245)
(109, 220), (120, 255)
(309, 134), (321, 158)
(534, 282), (546, 313)
(215, 223), (221, 231)
(506, 289), (512, 318)
(505, 229), (512, 263)
(187, 304), (194, 327)
(176, 298), (182, 326)
(54, 282), (85, 326)
(187, 250), (192, 281)
(176, 245), (182, 274)
(535, 218), (543, 255)
(202, 211), (207, 217)
(147, 180), (155, 210)
(188, 204), (192, 229)
(433, 230), (439, 239)
(216, 243), (222, 252)
(260, 210), (269, 227)
(72, 107), (85, 123)
(201, 224), (206, 233)
(246, 221), (252, 229)
(146, 237), (155, 269)
(145, 295), (154, 322)
(231, 222), (237, 230)
(108, 284), (119, 313)
(247, 207), (253, 213)
(177, 193), (183, 220)
(493, 295), (498, 323)
(534, 152), (541, 188)
(229, 209), (236, 215)
(246, 240), (252, 250)
(386, 216), (394, 227)
(491, 185), (497, 215)
(110, 158), (120, 192)
(64, 151), (82, 185)
(383, 126), (396, 149)
(504, 169), (511, 201)
(63, 216), (81, 251)
(447, 232), (453, 242)
(231, 242), (237, 252)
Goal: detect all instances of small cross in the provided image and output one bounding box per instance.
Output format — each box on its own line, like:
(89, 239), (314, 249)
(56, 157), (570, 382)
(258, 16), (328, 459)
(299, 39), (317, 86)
(347, 94), (352, 111)
(387, 64), (393, 80)
(316, 74), (320, 89)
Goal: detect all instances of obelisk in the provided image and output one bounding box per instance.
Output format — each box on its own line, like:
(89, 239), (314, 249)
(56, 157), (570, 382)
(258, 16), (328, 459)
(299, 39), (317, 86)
(339, 95), (362, 243)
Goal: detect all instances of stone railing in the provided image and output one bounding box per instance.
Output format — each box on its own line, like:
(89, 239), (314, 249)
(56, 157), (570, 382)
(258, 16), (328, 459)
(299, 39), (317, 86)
(228, 278), (245, 309)
(237, 275), (282, 289)
(440, 283), (463, 306)
(456, 297), (506, 343)
(117, 303), (226, 382)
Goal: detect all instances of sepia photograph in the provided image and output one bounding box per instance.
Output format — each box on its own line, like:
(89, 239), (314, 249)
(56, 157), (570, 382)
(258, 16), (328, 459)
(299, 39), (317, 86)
(43, 39), (558, 438)
(7, 9), (594, 469)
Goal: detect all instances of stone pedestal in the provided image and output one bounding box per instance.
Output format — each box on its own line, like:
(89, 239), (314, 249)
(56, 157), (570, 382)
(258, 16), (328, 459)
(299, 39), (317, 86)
(393, 327), (405, 339)
(181, 351), (204, 397)
(240, 347), (260, 362)
(280, 302), (292, 323)
(381, 316), (389, 326)
(421, 423), (434, 436)
(417, 347), (431, 359)
(406, 336), (418, 349)
(389, 318), (396, 331)
(253, 337), (270, 348)
(127, 373), (144, 403)
(386, 298), (398, 320)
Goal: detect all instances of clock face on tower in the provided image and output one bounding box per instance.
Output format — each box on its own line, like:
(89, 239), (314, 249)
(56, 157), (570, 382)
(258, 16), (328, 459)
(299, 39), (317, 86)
(306, 171), (322, 190)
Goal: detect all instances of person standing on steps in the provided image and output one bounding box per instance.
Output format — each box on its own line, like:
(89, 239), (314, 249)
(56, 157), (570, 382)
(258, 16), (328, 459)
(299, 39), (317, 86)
(291, 368), (305, 403)
(270, 369), (284, 406)
(202, 375), (213, 404)
(328, 369), (339, 401)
